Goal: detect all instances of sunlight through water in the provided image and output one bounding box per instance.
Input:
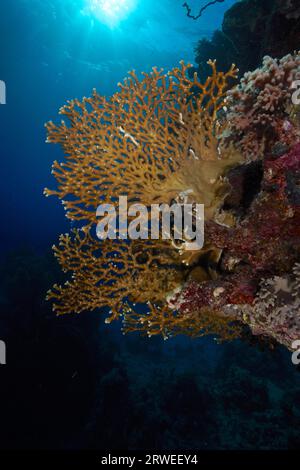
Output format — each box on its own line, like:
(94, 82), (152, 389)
(84, 0), (137, 27)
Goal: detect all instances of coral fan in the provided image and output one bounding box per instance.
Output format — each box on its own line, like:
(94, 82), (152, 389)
(46, 53), (300, 350)
(48, 229), (183, 325)
(45, 61), (243, 338)
(45, 61), (240, 223)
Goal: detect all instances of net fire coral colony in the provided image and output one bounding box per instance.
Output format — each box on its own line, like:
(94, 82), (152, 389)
(44, 53), (300, 350)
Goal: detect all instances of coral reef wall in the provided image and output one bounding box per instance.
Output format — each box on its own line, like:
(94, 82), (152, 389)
(172, 52), (300, 350)
(193, 0), (300, 79)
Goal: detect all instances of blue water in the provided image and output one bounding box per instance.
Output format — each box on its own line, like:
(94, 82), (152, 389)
(0, 0), (236, 254)
(1, 0), (300, 451)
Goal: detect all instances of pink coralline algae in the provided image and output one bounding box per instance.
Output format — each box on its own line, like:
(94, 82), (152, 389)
(170, 57), (300, 350)
(222, 52), (300, 161)
(216, 262), (300, 351)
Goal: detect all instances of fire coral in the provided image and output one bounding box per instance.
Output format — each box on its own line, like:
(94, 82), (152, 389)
(45, 54), (300, 350)
(45, 60), (243, 337)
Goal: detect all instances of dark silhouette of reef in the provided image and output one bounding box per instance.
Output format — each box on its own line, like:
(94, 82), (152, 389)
(192, 0), (300, 78)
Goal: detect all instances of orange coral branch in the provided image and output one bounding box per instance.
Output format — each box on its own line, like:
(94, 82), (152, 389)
(47, 228), (183, 322)
(45, 60), (243, 341)
(45, 61), (239, 224)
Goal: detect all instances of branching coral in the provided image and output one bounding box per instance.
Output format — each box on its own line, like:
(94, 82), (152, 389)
(222, 52), (300, 160)
(123, 304), (241, 341)
(48, 227), (241, 340)
(47, 229), (183, 323)
(45, 61), (240, 223)
(46, 53), (300, 350)
(46, 61), (243, 340)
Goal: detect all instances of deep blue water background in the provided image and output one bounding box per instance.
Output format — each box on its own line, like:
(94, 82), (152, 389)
(0, 0), (235, 254)
(1, 0), (300, 451)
